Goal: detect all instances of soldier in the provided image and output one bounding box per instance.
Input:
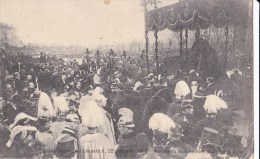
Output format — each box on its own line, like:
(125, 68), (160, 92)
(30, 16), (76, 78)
(143, 113), (175, 159)
(171, 102), (195, 145)
(116, 108), (149, 159)
(204, 77), (216, 95)
(53, 74), (67, 95)
(174, 80), (191, 101)
(191, 95), (227, 146)
(141, 89), (168, 142)
(167, 124), (194, 158)
(35, 89), (56, 119)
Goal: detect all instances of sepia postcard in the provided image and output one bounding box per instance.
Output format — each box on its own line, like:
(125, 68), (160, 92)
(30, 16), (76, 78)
(0, 0), (258, 158)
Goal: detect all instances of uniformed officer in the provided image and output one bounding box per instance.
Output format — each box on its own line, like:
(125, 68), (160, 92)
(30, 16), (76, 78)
(171, 102), (195, 145)
(116, 108), (149, 159)
(191, 95), (227, 146)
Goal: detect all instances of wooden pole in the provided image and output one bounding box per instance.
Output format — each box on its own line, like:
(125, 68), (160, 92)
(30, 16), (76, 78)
(142, 0), (151, 74)
(195, 22), (200, 73)
(154, 30), (159, 77)
(145, 30), (150, 73)
(185, 27), (189, 70)
(180, 28), (183, 57)
(185, 27), (188, 52)
(224, 24), (229, 69)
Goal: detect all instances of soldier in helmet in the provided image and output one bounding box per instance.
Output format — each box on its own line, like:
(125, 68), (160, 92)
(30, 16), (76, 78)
(191, 95), (227, 146)
(171, 101), (195, 145)
(116, 108), (149, 159)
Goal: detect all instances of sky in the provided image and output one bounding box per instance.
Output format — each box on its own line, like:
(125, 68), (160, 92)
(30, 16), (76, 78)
(0, 0), (178, 48)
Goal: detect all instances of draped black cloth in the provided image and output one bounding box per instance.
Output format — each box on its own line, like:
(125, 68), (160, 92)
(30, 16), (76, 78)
(145, 0), (248, 32)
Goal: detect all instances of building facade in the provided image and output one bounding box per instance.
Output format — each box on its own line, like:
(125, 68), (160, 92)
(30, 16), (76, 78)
(0, 23), (21, 48)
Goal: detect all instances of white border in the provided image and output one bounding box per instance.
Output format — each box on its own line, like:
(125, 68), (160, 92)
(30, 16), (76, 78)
(253, 0), (259, 159)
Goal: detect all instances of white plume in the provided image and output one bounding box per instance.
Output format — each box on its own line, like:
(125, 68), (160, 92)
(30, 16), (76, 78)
(92, 92), (107, 107)
(53, 95), (69, 115)
(94, 86), (104, 94)
(203, 95), (228, 113)
(79, 100), (105, 128)
(10, 113), (37, 129)
(118, 108), (134, 118)
(38, 92), (56, 117)
(174, 80), (190, 98)
(149, 113), (176, 134)
(6, 125), (37, 148)
(78, 95), (95, 116)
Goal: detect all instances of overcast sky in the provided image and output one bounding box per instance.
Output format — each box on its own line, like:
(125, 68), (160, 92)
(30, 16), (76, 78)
(0, 0), (178, 48)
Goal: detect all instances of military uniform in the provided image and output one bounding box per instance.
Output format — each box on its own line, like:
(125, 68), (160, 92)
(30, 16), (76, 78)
(142, 95), (168, 141)
(172, 113), (194, 145)
(191, 117), (225, 145)
(116, 132), (149, 159)
(204, 83), (217, 95)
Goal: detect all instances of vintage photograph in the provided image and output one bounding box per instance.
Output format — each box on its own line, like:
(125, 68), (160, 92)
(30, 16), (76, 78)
(0, 0), (256, 158)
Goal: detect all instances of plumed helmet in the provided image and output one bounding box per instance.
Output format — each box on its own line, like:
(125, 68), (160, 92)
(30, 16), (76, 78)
(149, 113), (176, 134)
(117, 108), (135, 128)
(91, 91), (107, 107)
(79, 97), (104, 128)
(203, 95), (228, 114)
(53, 95), (70, 115)
(174, 80), (190, 99)
(38, 92), (56, 117)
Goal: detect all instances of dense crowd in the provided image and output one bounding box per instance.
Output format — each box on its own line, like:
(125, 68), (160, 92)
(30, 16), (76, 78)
(0, 48), (254, 159)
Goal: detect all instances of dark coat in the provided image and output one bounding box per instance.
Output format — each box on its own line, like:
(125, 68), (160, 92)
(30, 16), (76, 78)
(204, 83), (217, 95)
(191, 117), (225, 145)
(53, 77), (66, 95)
(172, 113), (195, 145)
(116, 132), (149, 159)
(141, 94), (168, 141)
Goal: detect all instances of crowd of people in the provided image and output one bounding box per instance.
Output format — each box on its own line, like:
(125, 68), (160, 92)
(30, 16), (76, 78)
(0, 48), (254, 159)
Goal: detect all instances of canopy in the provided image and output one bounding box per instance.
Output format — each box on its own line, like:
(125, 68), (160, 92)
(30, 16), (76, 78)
(145, 0), (248, 32)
